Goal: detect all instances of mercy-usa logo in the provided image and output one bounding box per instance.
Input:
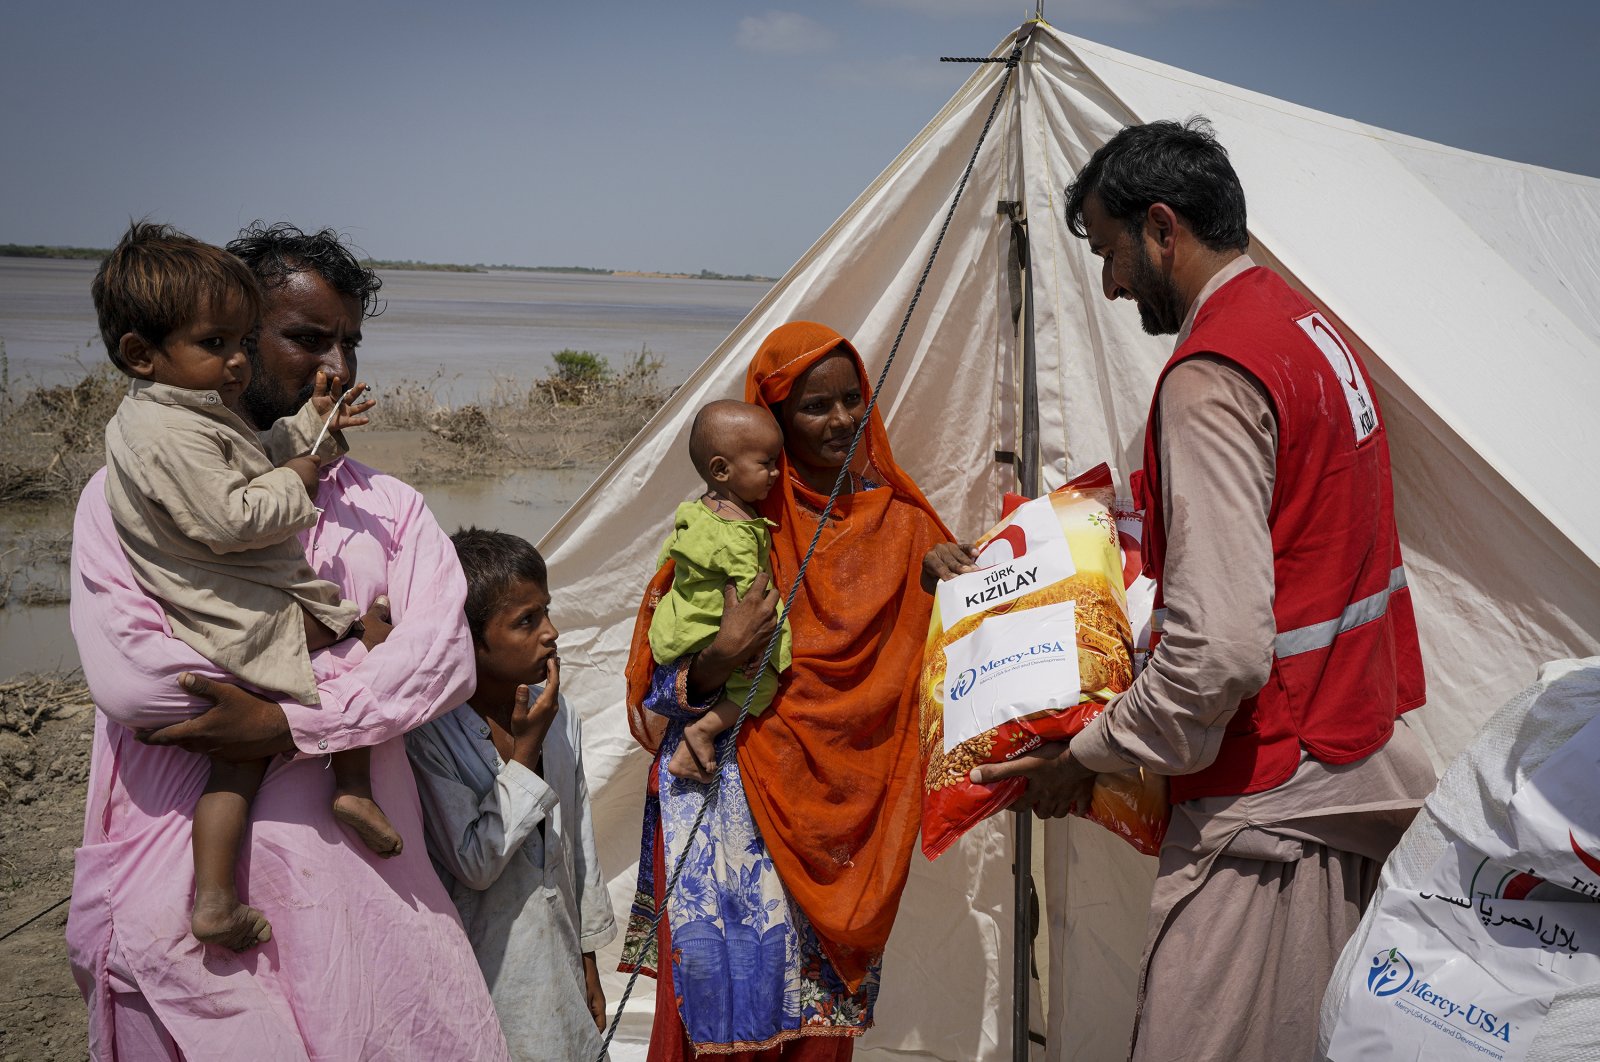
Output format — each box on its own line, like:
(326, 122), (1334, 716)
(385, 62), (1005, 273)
(1367, 947), (1413, 997)
(1369, 945), (1516, 1049)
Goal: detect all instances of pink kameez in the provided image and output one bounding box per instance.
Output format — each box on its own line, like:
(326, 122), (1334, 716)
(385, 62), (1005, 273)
(66, 459), (511, 1061)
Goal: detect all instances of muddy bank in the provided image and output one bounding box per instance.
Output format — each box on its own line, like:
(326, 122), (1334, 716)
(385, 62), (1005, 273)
(0, 673), (94, 1061)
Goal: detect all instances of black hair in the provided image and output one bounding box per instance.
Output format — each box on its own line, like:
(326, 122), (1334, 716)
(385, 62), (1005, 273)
(91, 221), (263, 374)
(225, 221), (384, 318)
(450, 527), (549, 643)
(1064, 117), (1249, 253)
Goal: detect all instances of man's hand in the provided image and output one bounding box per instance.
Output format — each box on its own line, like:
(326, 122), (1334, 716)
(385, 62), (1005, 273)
(921, 542), (979, 593)
(310, 371), (376, 434)
(139, 673), (296, 761)
(969, 741), (1096, 819)
(359, 595), (393, 650)
(583, 951), (607, 1032)
(509, 659), (561, 770)
(689, 573), (779, 697)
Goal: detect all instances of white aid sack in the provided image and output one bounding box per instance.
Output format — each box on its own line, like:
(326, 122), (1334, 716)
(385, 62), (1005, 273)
(1320, 658), (1600, 1062)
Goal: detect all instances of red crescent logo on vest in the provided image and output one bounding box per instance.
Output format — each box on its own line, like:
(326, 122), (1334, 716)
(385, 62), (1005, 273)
(982, 524), (1028, 567)
(1572, 831), (1600, 878)
(1311, 316), (1361, 389)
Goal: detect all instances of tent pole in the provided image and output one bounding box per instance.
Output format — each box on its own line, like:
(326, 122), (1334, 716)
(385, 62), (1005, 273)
(996, 25), (1040, 1058)
(1014, 205), (1041, 1062)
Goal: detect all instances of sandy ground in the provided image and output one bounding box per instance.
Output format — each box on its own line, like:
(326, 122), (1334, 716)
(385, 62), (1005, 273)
(0, 681), (94, 1061)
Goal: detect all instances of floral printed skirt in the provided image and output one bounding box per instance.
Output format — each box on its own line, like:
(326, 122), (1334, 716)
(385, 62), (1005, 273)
(621, 725), (879, 1054)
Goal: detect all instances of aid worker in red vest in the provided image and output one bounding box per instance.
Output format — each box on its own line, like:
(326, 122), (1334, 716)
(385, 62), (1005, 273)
(970, 118), (1438, 1062)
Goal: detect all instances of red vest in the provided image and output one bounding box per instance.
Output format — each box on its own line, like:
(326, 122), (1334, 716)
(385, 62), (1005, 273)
(1137, 267), (1426, 803)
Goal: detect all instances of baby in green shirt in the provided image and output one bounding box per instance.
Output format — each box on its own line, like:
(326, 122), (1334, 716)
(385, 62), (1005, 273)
(649, 400), (792, 783)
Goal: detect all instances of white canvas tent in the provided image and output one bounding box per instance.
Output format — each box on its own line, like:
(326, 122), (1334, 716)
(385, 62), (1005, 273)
(542, 21), (1600, 1061)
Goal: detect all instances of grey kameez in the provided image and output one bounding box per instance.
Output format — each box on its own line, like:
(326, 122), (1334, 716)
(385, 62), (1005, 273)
(405, 694), (616, 1062)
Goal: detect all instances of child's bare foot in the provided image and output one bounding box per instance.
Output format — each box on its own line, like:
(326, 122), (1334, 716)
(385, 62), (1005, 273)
(333, 793), (404, 856)
(667, 728), (718, 784)
(192, 892), (272, 951)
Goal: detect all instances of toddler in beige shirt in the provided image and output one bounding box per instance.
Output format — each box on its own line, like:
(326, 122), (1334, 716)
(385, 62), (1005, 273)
(93, 223), (400, 952)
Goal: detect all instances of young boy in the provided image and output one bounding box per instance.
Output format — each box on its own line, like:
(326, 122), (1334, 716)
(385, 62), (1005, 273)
(92, 222), (399, 952)
(404, 528), (615, 1062)
(649, 399), (791, 783)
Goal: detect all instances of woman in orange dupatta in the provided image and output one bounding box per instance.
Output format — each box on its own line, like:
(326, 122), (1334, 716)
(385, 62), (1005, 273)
(625, 322), (951, 1060)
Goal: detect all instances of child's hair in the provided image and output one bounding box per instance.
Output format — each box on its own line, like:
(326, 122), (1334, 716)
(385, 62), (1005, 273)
(451, 527), (549, 643)
(91, 221), (264, 375)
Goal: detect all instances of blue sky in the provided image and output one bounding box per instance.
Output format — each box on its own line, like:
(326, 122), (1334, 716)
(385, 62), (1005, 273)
(3, 0), (1595, 275)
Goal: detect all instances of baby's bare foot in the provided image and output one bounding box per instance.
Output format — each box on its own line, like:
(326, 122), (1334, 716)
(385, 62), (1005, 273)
(192, 893), (272, 951)
(667, 730), (718, 784)
(333, 794), (404, 857)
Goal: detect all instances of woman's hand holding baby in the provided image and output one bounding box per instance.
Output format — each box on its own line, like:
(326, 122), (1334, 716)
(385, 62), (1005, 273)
(687, 573), (779, 699)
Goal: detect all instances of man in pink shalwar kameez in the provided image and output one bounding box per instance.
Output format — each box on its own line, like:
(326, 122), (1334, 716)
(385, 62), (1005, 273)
(66, 223), (511, 1060)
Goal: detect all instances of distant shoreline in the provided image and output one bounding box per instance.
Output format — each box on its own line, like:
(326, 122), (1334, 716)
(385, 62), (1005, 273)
(0, 245), (775, 283)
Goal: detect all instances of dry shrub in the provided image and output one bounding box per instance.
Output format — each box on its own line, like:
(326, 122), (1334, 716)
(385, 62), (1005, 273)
(382, 347), (672, 479)
(427, 404), (500, 453)
(0, 670), (92, 739)
(372, 371), (450, 431)
(0, 362), (123, 506)
(19, 583), (70, 607)
(527, 347), (673, 449)
(31, 371), (124, 448)
(0, 530), (72, 610)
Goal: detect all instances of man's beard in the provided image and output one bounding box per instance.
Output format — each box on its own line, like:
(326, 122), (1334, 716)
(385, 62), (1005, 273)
(1129, 244), (1186, 337)
(239, 355), (314, 429)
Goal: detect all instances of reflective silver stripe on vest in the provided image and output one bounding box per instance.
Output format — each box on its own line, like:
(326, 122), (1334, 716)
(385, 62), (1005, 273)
(1150, 607), (1168, 632)
(1274, 566), (1408, 659)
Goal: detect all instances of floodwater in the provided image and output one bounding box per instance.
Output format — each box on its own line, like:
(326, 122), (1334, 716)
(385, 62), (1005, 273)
(0, 259), (770, 677)
(0, 257), (769, 393)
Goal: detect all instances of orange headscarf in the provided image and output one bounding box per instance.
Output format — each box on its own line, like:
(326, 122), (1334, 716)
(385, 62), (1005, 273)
(738, 322), (951, 991)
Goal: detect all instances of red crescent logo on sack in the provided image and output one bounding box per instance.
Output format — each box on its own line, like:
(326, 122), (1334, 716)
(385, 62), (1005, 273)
(1118, 529), (1142, 589)
(1500, 872), (1545, 901)
(981, 524), (1028, 567)
(1572, 831), (1600, 878)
